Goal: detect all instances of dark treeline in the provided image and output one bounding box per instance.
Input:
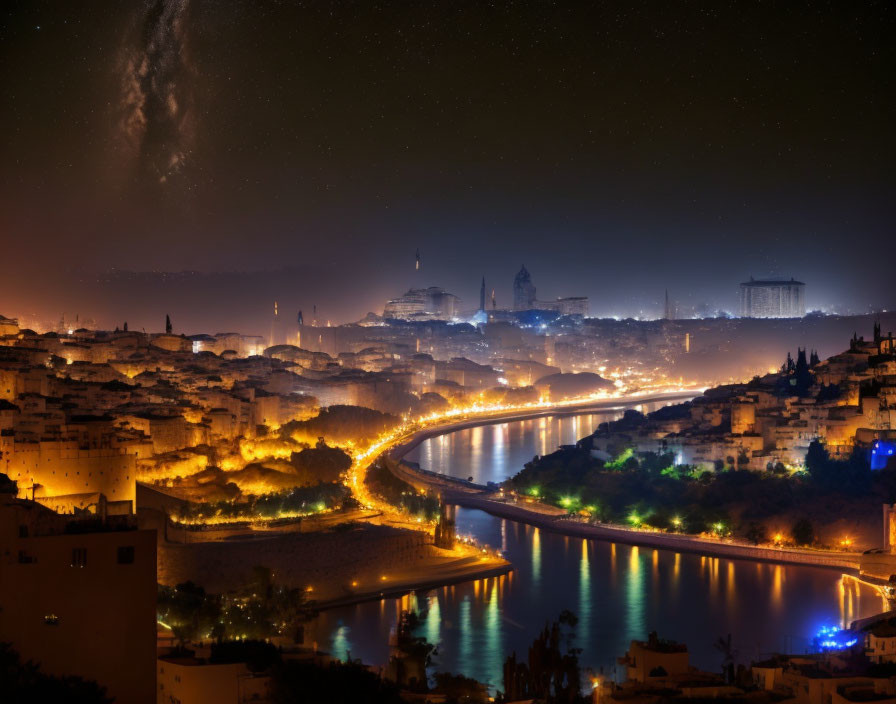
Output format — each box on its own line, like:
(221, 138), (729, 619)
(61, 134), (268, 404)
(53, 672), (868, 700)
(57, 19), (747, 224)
(510, 441), (896, 545)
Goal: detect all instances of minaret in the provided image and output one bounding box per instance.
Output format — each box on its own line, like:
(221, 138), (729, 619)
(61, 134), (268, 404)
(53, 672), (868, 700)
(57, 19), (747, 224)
(269, 301), (278, 348)
(479, 276), (486, 312)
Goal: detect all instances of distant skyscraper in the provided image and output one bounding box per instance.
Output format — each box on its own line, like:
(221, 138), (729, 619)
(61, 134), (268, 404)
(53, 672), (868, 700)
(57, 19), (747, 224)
(513, 265), (536, 311)
(664, 289), (676, 320)
(415, 248), (421, 271)
(479, 277), (486, 311)
(740, 277), (806, 318)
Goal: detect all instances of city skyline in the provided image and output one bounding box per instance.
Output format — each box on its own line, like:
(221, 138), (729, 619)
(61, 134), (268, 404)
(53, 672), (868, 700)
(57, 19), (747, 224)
(1, 2), (894, 327)
(3, 257), (892, 337)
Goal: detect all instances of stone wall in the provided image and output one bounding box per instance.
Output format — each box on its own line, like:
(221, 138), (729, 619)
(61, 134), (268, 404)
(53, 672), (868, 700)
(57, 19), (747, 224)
(158, 523), (434, 600)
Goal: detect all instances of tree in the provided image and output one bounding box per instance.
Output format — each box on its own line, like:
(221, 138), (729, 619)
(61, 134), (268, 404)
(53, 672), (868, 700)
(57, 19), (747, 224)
(806, 440), (871, 495)
(502, 612), (582, 703)
(0, 473), (16, 495)
(433, 672), (489, 703)
(792, 518), (815, 546)
(157, 581), (222, 646)
(0, 643), (112, 703)
(745, 523), (767, 545)
(270, 660), (403, 704)
(165, 314), (172, 334)
(714, 634), (738, 683)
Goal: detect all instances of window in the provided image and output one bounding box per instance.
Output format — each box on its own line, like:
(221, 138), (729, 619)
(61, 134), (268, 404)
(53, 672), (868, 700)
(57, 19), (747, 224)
(71, 548), (87, 568)
(117, 546), (135, 564)
(17, 550), (34, 564)
(18, 525), (28, 538)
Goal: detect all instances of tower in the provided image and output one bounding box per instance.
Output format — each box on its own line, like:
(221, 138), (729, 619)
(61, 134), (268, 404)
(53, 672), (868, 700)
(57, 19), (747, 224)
(513, 265), (536, 311)
(269, 301), (279, 348)
(415, 248), (421, 271)
(479, 276), (486, 312)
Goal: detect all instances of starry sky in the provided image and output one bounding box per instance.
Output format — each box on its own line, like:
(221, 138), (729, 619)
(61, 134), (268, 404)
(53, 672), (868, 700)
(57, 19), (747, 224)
(0, 1), (893, 330)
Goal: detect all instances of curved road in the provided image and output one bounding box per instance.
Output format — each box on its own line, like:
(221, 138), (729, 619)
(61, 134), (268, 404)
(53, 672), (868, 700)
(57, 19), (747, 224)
(384, 391), (865, 571)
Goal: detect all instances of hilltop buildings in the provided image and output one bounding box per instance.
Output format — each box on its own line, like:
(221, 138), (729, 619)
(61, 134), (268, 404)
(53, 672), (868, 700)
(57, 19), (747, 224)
(588, 323), (896, 472)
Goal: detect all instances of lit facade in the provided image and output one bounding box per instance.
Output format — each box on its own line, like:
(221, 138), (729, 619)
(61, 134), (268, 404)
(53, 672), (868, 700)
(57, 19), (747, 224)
(740, 278), (806, 318)
(383, 287), (460, 321)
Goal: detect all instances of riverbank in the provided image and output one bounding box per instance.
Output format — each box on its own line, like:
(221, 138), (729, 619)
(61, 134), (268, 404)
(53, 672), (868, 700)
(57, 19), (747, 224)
(385, 399), (870, 572)
(442, 491), (863, 570)
(389, 390), (700, 461)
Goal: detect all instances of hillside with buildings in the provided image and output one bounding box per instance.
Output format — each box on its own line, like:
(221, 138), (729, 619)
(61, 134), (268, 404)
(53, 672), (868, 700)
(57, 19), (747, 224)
(510, 323), (896, 548)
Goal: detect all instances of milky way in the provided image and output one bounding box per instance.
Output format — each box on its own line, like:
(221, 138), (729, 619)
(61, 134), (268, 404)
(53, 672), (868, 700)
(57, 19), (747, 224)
(119, 0), (193, 184)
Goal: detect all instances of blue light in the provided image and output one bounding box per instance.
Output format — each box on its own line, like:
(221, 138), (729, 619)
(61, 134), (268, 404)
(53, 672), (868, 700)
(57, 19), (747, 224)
(871, 441), (896, 470)
(813, 625), (858, 652)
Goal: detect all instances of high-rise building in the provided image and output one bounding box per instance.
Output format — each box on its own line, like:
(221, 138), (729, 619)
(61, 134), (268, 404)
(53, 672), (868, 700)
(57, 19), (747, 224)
(479, 277), (486, 312)
(513, 266), (536, 311)
(740, 277), (806, 318)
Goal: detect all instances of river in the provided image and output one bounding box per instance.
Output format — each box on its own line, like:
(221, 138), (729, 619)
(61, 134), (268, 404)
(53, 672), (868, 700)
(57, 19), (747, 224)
(316, 410), (883, 690)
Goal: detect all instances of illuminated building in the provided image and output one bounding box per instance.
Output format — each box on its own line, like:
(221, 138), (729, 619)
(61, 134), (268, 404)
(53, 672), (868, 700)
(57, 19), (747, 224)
(0, 313), (20, 337)
(383, 287), (460, 321)
(739, 277), (806, 318)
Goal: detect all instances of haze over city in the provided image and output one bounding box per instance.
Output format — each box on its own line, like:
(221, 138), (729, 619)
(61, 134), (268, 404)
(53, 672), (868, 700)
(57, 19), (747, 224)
(1, 2), (894, 332)
(2, 3), (896, 704)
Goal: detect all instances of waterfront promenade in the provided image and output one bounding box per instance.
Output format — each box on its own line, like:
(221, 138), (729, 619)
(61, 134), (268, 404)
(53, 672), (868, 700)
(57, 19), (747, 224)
(385, 397), (868, 572)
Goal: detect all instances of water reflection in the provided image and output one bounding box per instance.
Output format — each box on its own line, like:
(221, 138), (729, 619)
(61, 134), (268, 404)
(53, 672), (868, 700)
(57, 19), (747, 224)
(459, 597), (472, 672)
(626, 546), (646, 641)
(331, 623), (351, 661)
(318, 412), (885, 691)
(484, 579), (503, 683)
(579, 540), (591, 638)
(405, 412), (621, 484)
(318, 507), (883, 692)
(531, 526), (542, 586)
(425, 595), (441, 648)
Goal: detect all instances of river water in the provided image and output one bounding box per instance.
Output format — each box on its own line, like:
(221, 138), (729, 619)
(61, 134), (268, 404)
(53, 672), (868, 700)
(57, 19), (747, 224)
(317, 411), (883, 690)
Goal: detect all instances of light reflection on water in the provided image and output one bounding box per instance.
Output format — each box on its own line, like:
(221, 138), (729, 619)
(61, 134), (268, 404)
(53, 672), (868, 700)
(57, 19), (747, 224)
(317, 412), (885, 690)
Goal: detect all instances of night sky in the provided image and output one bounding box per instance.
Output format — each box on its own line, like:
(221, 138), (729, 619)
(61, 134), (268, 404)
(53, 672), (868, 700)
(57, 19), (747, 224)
(0, 1), (893, 329)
